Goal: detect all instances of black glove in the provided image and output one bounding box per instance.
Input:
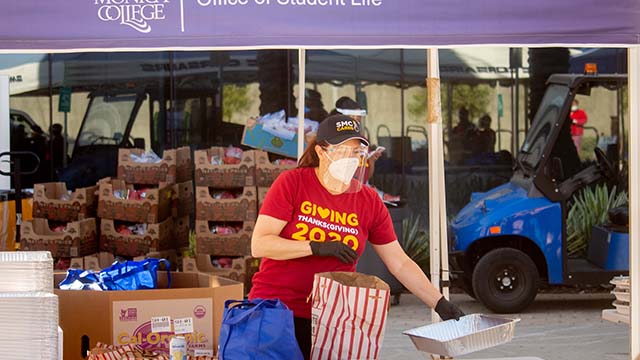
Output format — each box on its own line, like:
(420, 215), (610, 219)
(309, 241), (358, 264)
(435, 296), (465, 321)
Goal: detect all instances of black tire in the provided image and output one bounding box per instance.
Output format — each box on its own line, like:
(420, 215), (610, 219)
(472, 248), (539, 313)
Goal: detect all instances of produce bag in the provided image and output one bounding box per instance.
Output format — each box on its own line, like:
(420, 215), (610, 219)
(310, 272), (390, 360)
(218, 299), (303, 360)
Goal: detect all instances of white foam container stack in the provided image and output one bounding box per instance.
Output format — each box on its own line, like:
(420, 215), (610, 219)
(0, 251), (59, 359)
(0, 251), (53, 292)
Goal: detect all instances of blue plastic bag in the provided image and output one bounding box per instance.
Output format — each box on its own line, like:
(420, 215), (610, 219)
(218, 299), (304, 360)
(59, 269), (104, 291)
(99, 258), (171, 291)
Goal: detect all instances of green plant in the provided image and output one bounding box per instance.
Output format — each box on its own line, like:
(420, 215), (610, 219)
(222, 84), (251, 121)
(566, 184), (628, 256)
(401, 215), (430, 274)
(182, 230), (197, 258)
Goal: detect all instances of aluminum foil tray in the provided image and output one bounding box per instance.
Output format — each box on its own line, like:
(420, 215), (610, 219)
(404, 314), (520, 357)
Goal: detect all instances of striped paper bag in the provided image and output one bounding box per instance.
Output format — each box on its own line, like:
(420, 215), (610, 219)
(310, 272), (391, 360)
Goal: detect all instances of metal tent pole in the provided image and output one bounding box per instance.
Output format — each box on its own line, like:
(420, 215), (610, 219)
(628, 45), (639, 360)
(297, 48), (306, 161)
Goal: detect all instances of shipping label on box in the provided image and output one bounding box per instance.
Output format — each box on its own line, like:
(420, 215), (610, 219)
(194, 148), (256, 188)
(33, 182), (98, 222)
(112, 298), (214, 355)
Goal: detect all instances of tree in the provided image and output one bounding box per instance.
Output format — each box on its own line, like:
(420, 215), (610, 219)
(222, 84), (251, 121)
(408, 83), (492, 123)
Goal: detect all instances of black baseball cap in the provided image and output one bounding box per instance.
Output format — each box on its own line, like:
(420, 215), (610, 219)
(316, 114), (369, 146)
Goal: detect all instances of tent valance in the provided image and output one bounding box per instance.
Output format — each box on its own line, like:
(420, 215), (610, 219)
(3, 0), (640, 51)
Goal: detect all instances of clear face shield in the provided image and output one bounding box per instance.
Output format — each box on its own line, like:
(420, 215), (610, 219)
(337, 108), (367, 135)
(320, 142), (368, 194)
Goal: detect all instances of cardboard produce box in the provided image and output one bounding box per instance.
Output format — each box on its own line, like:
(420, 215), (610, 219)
(100, 217), (173, 257)
(257, 186), (269, 210)
(194, 220), (254, 256)
(174, 215), (191, 249)
(70, 252), (116, 272)
(133, 249), (180, 270)
(54, 272), (243, 360)
(183, 254), (260, 294)
(21, 218), (97, 257)
(33, 182), (98, 222)
(195, 186), (257, 221)
(254, 151), (296, 187)
(170, 180), (194, 218)
(194, 147), (256, 188)
(117, 147), (193, 185)
(97, 179), (172, 224)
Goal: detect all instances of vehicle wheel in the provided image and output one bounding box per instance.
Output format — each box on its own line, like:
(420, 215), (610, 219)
(472, 248), (539, 313)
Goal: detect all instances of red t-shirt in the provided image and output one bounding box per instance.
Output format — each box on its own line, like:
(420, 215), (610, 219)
(570, 109), (588, 136)
(248, 167), (396, 318)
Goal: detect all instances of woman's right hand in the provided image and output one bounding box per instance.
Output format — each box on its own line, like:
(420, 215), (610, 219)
(309, 241), (358, 264)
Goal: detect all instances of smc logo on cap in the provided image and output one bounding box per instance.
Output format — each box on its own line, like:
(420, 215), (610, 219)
(336, 120), (359, 133)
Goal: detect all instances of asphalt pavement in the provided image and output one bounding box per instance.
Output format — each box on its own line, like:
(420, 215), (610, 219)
(381, 293), (629, 360)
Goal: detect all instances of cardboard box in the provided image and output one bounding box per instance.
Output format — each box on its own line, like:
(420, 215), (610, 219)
(32, 182), (98, 222)
(54, 272), (243, 359)
(100, 217), (173, 257)
(21, 218), (97, 257)
(258, 186), (269, 210)
(195, 186), (257, 221)
(84, 252), (116, 271)
(194, 147), (256, 188)
(254, 151), (296, 187)
(183, 255), (260, 294)
(134, 249), (179, 271)
(174, 215), (191, 249)
(242, 121), (308, 159)
(97, 179), (172, 224)
(117, 147), (193, 185)
(195, 220), (254, 256)
(170, 180), (194, 218)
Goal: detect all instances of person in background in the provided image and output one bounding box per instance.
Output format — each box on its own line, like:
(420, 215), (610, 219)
(570, 99), (588, 151)
(249, 114), (465, 359)
(449, 107), (476, 165)
(472, 114), (496, 154)
(304, 89), (329, 122)
(48, 123), (66, 175)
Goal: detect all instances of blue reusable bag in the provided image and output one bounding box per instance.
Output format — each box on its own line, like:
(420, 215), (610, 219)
(218, 299), (304, 360)
(99, 258), (171, 291)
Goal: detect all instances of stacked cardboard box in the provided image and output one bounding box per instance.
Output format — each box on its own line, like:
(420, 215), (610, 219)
(195, 147), (257, 257)
(22, 182), (99, 257)
(183, 254), (260, 294)
(98, 148), (193, 258)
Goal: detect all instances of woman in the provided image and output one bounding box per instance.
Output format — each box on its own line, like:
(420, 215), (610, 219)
(249, 114), (464, 358)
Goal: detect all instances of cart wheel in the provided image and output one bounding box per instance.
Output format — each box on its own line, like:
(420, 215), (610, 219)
(390, 294), (401, 306)
(472, 248), (539, 313)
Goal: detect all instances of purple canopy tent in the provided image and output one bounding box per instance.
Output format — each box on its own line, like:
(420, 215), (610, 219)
(3, 0), (640, 357)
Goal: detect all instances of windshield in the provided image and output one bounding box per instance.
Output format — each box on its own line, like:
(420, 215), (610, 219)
(519, 84), (570, 170)
(77, 94), (138, 147)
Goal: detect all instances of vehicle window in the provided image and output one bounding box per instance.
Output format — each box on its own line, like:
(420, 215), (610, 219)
(10, 112), (34, 137)
(520, 84), (569, 169)
(77, 94), (138, 147)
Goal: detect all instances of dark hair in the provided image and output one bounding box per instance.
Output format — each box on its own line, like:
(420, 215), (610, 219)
(335, 96), (361, 110)
(298, 139), (328, 168)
